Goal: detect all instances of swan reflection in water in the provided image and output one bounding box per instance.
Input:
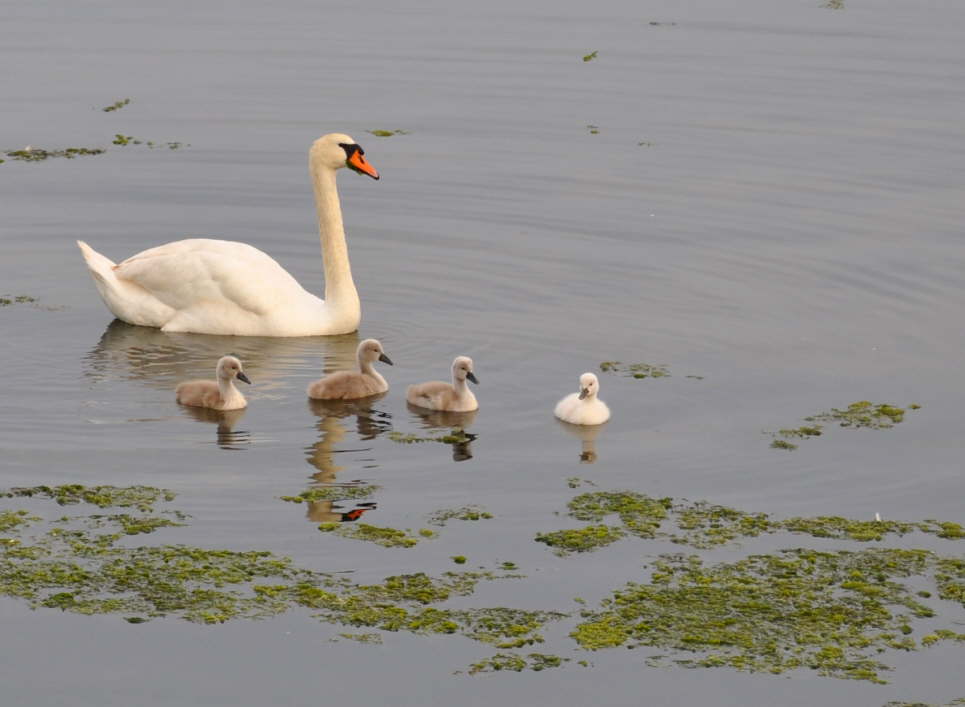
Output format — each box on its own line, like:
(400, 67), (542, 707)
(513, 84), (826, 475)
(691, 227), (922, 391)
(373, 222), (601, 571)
(178, 406), (250, 450)
(406, 404), (478, 462)
(303, 395), (392, 522)
(555, 419), (605, 464)
(84, 319), (360, 393)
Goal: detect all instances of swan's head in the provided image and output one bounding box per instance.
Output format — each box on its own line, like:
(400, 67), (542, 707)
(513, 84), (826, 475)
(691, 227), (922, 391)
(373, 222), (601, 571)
(452, 356), (478, 385)
(358, 338), (393, 365)
(217, 355), (251, 384)
(578, 372), (599, 400)
(310, 133), (379, 179)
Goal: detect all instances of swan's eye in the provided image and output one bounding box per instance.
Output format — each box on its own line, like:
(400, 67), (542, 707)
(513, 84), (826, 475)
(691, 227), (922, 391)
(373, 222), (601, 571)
(339, 143), (362, 158)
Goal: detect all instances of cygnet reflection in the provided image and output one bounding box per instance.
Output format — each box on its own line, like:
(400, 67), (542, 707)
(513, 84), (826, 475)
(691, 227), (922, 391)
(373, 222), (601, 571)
(407, 403), (478, 462)
(305, 395), (391, 484)
(179, 406), (250, 451)
(555, 418), (605, 464)
(85, 319), (360, 391)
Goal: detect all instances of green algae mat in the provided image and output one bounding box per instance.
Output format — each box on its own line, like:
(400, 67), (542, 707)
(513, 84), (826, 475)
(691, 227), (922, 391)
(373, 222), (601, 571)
(2, 484), (963, 684)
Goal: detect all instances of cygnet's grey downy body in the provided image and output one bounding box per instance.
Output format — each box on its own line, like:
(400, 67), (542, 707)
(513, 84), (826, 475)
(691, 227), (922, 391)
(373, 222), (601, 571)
(554, 372), (610, 425)
(406, 356), (479, 412)
(175, 355), (251, 411)
(307, 338), (392, 400)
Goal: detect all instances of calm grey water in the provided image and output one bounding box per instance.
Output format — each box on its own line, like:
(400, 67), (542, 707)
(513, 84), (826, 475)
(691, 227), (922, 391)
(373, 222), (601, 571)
(3, 0), (965, 704)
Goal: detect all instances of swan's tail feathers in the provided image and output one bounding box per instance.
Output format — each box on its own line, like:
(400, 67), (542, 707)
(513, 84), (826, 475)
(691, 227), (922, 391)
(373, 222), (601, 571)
(76, 240), (172, 327)
(77, 240), (117, 285)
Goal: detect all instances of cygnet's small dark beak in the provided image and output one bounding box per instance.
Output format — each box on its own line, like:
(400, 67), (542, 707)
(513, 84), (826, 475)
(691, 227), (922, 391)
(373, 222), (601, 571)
(467, 371), (479, 385)
(378, 353), (393, 365)
(578, 387), (589, 400)
(237, 371), (252, 385)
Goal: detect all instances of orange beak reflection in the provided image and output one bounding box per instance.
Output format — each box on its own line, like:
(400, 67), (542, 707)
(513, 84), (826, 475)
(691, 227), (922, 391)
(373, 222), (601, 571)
(347, 151), (380, 180)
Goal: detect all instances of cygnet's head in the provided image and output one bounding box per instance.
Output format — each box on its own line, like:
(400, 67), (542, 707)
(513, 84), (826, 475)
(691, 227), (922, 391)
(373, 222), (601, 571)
(309, 133), (379, 179)
(358, 338), (393, 366)
(452, 356), (478, 384)
(578, 372), (599, 400)
(217, 355), (251, 384)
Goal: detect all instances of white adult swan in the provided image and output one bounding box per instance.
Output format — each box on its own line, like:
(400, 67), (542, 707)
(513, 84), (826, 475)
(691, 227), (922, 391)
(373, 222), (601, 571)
(77, 133), (379, 336)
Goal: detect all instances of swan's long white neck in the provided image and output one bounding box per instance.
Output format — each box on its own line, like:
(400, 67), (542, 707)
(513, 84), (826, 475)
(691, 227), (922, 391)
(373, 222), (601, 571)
(312, 165), (360, 319)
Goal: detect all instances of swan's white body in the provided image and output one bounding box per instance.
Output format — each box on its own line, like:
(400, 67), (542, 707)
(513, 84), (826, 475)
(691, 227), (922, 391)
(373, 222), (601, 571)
(77, 133), (378, 337)
(554, 372), (610, 426)
(406, 356), (479, 412)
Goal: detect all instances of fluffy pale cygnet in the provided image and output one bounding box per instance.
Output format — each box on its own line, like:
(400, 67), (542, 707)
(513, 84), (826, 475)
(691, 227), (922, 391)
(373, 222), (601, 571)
(307, 338), (393, 400)
(554, 372), (610, 425)
(175, 355), (251, 411)
(406, 356), (479, 412)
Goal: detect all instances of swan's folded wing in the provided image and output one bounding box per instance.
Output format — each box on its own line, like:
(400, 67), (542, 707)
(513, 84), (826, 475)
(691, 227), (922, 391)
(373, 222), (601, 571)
(406, 380), (454, 407)
(115, 238), (308, 315)
(308, 371), (383, 399)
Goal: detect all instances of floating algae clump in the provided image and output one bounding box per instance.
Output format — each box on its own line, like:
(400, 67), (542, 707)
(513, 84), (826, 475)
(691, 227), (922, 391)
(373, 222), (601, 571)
(0, 295), (38, 307)
(780, 516), (921, 542)
(535, 525), (625, 555)
(771, 402), (920, 449)
(1, 485), (175, 512)
(427, 505), (493, 526)
(335, 632), (382, 644)
(599, 361), (670, 379)
(388, 430), (474, 445)
(572, 549), (955, 683)
(280, 484), (379, 504)
(537, 490), (965, 553)
(4, 147), (105, 162)
(367, 129), (408, 137)
(1, 486), (557, 649)
(55, 513), (187, 536)
(1, 510), (39, 533)
(807, 401), (911, 429)
(0, 521), (313, 623)
(672, 501), (772, 549)
(318, 522), (434, 548)
(777, 425), (823, 439)
(112, 134), (187, 149)
(568, 491), (673, 537)
(467, 652), (567, 674)
(102, 98), (131, 112)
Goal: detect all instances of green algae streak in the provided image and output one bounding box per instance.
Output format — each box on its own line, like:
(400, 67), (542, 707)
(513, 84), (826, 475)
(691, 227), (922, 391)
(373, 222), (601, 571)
(771, 401), (920, 449)
(102, 98), (131, 112)
(537, 490), (963, 552)
(4, 147), (105, 162)
(599, 361), (670, 379)
(280, 484), (379, 503)
(0, 295), (38, 307)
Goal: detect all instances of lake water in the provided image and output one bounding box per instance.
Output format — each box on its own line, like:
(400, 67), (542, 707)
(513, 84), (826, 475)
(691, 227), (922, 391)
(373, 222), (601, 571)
(2, 0), (965, 704)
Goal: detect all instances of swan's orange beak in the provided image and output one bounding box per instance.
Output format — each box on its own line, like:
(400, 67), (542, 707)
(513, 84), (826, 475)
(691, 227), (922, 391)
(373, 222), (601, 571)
(347, 151), (380, 180)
